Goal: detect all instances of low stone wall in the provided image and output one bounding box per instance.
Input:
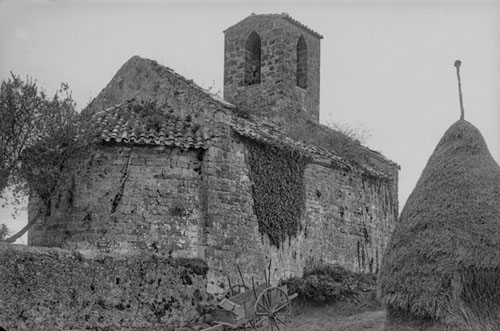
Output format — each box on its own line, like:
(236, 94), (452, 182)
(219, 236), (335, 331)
(0, 243), (208, 331)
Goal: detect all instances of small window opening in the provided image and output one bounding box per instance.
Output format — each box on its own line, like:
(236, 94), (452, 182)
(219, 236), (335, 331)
(296, 36), (308, 89)
(245, 31), (261, 85)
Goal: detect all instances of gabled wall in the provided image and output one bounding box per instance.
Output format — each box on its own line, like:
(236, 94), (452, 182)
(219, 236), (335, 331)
(84, 56), (230, 125)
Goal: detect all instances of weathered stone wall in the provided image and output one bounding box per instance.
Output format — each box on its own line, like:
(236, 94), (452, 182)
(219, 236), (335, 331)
(302, 165), (397, 273)
(27, 129), (398, 295)
(224, 15), (321, 122)
(0, 243), (207, 331)
(29, 144), (204, 259)
(249, 164), (398, 283)
(198, 132), (398, 291)
(200, 128), (269, 294)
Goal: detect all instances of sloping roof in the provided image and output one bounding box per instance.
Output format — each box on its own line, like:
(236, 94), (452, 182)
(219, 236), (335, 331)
(304, 117), (400, 169)
(230, 116), (393, 179)
(224, 13), (323, 39)
(153, 59), (235, 110)
(94, 100), (214, 149)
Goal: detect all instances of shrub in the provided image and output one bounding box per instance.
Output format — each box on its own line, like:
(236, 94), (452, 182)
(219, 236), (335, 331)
(282, 264), (377, 304)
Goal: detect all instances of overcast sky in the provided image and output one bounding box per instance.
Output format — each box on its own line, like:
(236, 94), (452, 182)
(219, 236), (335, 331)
(1, 0), (499, 244)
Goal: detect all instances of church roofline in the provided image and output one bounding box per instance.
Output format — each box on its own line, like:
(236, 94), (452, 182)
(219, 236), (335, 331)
(304, 117), (400, 170)
(223, 13), (324, 40)
(139, 56), (236, 110)
(230, 115), (397, 179)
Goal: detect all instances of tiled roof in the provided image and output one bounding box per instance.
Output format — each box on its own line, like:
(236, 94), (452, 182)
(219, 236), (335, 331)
(280, 13), (324, 39)
(94, 101), (213, 149)
(230, 116), (394, 179)
(225, 13), (323, 39)
(230, 117), (352, 169)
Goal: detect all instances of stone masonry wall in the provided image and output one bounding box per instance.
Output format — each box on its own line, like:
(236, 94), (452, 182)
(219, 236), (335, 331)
(29, 144), (204, 258)
(252, 164), (397, 283)
(199, 131), (398, 292)
(200, 127), (269, 294)
(0, 243), (207, 331)
(302, 165), (398, 273)
(27, 128), (398, 297)
(224, 15), (321, 122)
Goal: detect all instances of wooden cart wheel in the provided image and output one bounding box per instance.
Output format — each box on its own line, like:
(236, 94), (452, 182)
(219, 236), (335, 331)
(254, 286), (291, 331)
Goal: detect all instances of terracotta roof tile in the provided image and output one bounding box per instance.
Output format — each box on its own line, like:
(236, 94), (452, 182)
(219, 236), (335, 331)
(230, 116), (393, 179)
(94, 101), (213, 149)
(230, 117), (351, 169)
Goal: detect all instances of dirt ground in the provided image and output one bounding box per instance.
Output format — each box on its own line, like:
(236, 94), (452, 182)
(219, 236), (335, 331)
(287, 301), (385, 331)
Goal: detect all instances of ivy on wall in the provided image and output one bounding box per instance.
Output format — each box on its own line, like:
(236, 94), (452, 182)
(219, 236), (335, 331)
(246, 139), (311, 248)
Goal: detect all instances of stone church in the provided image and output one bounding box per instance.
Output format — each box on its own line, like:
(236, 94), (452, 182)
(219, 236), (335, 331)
(28, 13), (398, 296)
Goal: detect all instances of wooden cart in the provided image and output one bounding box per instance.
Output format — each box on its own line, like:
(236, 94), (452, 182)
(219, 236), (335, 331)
(202, 263), (297, 331)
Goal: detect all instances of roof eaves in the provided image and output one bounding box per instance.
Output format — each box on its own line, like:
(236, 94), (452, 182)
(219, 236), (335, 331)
(95, 102), (215, 149)
(230, 116), (398, 179)
(223, 13), (323, 40)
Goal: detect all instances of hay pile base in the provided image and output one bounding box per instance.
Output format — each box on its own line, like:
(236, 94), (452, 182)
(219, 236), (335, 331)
(378, 120), (500, 330)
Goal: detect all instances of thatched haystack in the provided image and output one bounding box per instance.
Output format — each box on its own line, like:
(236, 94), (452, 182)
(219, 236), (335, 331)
(378, 119), (500, 330)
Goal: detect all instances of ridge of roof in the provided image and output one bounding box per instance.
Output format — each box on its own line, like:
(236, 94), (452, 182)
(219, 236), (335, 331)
(135, 56), (236, 110)
(224, 13), (323, 40)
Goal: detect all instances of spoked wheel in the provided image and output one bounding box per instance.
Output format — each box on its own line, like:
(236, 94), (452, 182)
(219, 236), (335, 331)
(254, 286), (292, 331)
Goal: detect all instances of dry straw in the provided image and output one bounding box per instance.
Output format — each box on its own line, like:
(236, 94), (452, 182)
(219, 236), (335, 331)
(378, 61), (500, 330)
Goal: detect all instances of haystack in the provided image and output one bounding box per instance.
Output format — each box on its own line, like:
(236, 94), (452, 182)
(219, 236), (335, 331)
(378, 119), (500, 330)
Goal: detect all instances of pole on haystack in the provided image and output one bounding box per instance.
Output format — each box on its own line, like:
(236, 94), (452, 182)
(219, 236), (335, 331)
(454, 60), (465, 120)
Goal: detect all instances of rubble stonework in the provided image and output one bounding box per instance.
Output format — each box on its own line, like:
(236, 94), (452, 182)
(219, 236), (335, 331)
(29, 145), (205, 257)
(223, 13), (322, 122)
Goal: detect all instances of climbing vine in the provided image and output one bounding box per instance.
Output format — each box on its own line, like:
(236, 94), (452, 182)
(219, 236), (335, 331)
(246, 139), (311, 248)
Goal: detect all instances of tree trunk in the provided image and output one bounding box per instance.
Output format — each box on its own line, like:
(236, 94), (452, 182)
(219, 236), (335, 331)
(2, 211), (41, 243)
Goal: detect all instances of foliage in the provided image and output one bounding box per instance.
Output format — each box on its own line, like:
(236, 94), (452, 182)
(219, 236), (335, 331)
(172, 257), (209, 276)
(0, 223), (10, 240)
(246, 139), (310, 248)
(231, 107), (253, 120)
(127, 99), (199, 131)
(0, 73), (96, 240)
(324, 121), (371, 146)
(282, 264), (377, 304)
(285, 115), (375, 167)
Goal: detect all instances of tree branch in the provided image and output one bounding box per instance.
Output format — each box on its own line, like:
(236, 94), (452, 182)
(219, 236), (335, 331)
(2, 211), (41, 243)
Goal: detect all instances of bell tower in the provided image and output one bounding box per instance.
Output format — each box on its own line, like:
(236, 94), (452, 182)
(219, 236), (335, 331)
(223, 13), (323, 122)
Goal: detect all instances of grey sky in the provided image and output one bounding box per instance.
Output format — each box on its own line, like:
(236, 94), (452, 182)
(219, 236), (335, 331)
(1, 0), (499, 244)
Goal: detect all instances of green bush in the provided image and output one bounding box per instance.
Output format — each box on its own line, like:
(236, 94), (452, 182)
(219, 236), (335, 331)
(282, 264), (377, 304)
